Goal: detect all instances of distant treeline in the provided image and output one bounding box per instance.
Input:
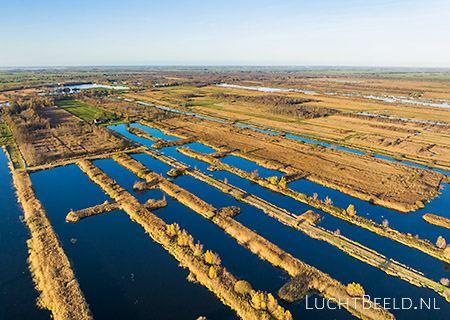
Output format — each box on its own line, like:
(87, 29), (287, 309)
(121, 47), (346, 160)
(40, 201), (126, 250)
(211, 92), (339, 119)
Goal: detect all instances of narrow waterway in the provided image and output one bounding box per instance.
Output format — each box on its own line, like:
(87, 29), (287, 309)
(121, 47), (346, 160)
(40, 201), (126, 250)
(0, 150), (50, 320)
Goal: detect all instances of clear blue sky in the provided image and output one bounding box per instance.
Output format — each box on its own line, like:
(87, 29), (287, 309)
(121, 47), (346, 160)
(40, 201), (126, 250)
(1, 0), (449, 67)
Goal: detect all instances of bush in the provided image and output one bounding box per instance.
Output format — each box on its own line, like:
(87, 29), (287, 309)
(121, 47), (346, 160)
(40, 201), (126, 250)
(177, 230), (193, 247)
(324, 196), (333, 205)
(346, 282), (365, 297)
(279, 176), (287, 188)
(346, 204), (356, 216)
(267, 176), (278, 184)
(437, 236), (447, 249)
(234, 280), (252, 296)
(166, 223), (180, 237)
(208, 266), (217, 279)
(204, 250), (214, 264)
(192, 241), (204, 256)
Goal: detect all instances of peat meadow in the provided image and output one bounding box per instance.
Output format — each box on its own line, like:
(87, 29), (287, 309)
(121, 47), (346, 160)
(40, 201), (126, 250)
(2, 66), (450, 320)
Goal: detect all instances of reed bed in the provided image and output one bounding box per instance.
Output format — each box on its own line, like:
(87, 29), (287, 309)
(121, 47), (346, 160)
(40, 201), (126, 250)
(12, 170), (92, 320)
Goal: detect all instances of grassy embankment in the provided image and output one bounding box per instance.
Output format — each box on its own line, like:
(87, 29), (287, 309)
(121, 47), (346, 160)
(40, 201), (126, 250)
(66, 199), (167, 223)
(423, 214), (450, 230)
(66, 201), (121, 223)
(112, 152), (395, 320)
(177, 147), (450, 265)
(78, 159), (292, 320)
(12, 170), (92, 320)
(0, 121), (25, 169)
(55, 99), (125, 125)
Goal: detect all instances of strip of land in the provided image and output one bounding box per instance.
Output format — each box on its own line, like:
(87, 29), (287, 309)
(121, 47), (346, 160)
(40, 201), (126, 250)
(78, 159), (294, 320)
(12, 169), (92, 320)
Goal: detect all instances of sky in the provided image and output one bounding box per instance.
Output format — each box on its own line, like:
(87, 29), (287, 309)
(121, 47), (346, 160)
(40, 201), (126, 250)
(1, 0), (449, 67)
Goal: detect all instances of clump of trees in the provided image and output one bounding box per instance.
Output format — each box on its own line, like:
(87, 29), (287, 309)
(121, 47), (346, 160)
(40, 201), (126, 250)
(1, 94), (131, 166)
(211, 92), (338, 119)
(251, 291), (293, 320)
(346, 282), (365, 297)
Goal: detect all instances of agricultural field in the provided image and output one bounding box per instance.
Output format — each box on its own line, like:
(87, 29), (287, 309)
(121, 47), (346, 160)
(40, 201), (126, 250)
(55, 99), (118, 122)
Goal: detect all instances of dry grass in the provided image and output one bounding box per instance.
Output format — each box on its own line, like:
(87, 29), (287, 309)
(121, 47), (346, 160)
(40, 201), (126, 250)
(66, 201), (121, 223)
(12, 170), (92, 320)
(150, 115), (444, 213)
(423, 213), (450, 230)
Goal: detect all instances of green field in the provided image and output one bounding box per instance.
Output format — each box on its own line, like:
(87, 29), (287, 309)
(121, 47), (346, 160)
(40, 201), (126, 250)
(56, 99), (117, 122)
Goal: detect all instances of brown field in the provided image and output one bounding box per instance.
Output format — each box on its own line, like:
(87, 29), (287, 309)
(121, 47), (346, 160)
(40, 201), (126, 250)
(136, 114), (443, 212)
(0, 87), (41, 104)
(122, 77), (450, 171)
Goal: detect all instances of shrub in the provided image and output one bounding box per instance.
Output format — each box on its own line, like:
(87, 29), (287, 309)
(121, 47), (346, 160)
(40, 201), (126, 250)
(346, 204), (356, 216)
(279, 176), (287, 188)
(267, 176), (278, 184)
(416, 200), (425, 209)
(208, 266), (217, 279)
(192, 241), (204, 256)
(251, 291), (265, 309)
(440, 278), (450, 286)
(266, 293), (278, 313)
(204, 250), (214, 264)
(177, 230), (193, 247)
(324, 196), (333, 205)
(437, 236), (447, 249)
(166, 223), (180, 237)
(234, 280), (252, 296)
(251, 169), (259, 179)
(346, 282), (365, 297)
(205, 210), (215, 219)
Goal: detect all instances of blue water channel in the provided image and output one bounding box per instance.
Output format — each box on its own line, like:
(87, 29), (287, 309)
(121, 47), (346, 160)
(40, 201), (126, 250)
(30, 164), (236, 320)
(0, 150), (50, 320)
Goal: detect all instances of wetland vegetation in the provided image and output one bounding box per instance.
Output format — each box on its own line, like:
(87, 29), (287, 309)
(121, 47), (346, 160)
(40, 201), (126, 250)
(2, 67), (450, 320)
